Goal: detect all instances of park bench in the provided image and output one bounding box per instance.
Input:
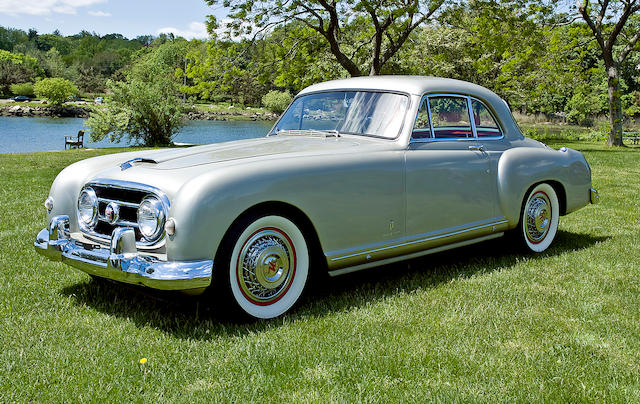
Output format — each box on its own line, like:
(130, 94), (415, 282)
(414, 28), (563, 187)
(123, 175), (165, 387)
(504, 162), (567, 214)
(623, 132), (640, 145)
(65, 130), (84, 149)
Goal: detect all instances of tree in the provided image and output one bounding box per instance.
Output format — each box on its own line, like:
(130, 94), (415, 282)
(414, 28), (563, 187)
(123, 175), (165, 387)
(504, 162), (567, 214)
(0, 26), (28, 51)
(575, 0), (640, 146)
(205, 0), (446, 76)
(0, 49), (43, 95)
(85, 77), (185, 146)
(34, 77), (78, 105)
(261, 22), (347, 91)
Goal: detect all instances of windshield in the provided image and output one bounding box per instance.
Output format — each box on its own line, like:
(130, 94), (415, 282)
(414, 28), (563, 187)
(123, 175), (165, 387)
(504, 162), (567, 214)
(272, 91), (409, 139)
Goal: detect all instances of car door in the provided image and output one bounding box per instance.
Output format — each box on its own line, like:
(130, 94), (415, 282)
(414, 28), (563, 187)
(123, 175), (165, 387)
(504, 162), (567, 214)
(405, 94), (500, 239)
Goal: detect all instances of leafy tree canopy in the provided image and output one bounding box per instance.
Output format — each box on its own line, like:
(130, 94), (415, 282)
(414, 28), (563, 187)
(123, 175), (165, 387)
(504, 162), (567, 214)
(205, 0), (446, 76)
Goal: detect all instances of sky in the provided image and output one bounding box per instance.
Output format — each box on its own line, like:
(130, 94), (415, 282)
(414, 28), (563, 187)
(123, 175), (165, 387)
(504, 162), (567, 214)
(0, 0), (228, 39)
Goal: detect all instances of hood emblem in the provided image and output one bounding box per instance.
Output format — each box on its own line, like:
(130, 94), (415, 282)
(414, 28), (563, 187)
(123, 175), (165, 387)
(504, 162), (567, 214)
(104, 202), (120, 225)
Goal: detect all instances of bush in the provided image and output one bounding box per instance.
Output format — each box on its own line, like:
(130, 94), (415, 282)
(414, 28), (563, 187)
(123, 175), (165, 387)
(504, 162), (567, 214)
(262, 90), (292, 114)
(34, 78), (78, 106)
(10, 82), (34, 97)
(86, 77), (185, 146)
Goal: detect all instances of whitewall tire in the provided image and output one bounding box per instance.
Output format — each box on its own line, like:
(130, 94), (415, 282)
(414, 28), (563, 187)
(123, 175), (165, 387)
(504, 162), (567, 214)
(228, 215), (309, 319)
(519, 183), (559, 253)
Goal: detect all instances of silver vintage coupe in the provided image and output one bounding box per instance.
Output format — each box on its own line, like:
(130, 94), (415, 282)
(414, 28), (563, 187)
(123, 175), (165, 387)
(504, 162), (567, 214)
(35, 76), (599, 319)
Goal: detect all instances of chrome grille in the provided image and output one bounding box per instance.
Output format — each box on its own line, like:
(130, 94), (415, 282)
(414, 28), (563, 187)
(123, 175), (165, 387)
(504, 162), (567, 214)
(78, 180), (170, 246)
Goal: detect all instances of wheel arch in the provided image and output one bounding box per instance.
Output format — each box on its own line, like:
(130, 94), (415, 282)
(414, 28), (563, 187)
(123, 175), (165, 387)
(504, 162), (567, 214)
(517, 180), (567, 222)
(213, 201), (328, 274)
(546, 180), (567, 216)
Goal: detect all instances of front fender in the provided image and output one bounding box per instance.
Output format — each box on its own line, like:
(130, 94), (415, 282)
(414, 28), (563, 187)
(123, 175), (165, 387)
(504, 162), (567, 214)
(165, 151), (405, 262)
(497, 146), (591, 227)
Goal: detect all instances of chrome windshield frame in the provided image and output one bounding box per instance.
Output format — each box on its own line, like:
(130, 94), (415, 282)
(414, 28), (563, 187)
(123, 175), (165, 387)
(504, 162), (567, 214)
(268, 89), (412, 141)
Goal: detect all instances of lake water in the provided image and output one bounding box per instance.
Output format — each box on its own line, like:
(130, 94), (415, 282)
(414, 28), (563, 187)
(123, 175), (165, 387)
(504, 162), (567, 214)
(0, 116), (275, 154)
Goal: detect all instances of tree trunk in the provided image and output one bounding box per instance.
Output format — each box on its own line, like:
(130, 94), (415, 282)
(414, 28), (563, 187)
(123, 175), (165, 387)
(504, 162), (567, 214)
(606, 64), (625, 146)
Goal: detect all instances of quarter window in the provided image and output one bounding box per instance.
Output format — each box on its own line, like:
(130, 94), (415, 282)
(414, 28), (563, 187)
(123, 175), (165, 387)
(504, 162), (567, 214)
(471, 99), (502, 138)
(429, 96), (472, 139)
(412, 98), (431, 139)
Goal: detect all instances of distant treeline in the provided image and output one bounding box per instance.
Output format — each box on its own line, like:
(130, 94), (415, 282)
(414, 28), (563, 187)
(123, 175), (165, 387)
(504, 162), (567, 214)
(2, 14), (640, 127)
(0, 26), (186, 96)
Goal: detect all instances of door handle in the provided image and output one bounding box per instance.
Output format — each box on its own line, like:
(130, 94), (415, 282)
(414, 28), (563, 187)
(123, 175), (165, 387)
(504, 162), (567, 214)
(468, 144), (486, 152)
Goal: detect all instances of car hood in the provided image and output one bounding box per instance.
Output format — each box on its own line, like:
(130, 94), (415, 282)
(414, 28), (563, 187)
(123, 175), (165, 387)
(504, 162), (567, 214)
(138, 135), (371, 170)
(85, 135), (391, 195)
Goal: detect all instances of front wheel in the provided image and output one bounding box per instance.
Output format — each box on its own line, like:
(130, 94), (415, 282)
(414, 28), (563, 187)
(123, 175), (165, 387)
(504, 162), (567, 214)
(517, 183), (559, 253)
(226, 215), (309, 319)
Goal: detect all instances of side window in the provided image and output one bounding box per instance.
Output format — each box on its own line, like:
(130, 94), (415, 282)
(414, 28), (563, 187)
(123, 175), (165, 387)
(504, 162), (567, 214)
(429, 96), (472, 139)
(471, 99), (502, 138)
(412, 98), (431, 139)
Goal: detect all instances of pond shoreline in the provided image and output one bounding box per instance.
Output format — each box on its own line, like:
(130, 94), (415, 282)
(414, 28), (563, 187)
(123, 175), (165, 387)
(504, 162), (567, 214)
(0, 116), (275, 154)
(0, 105), (278, 121)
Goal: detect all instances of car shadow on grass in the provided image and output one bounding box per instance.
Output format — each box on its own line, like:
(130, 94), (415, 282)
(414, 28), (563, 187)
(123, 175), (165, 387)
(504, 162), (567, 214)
(59, 230), (609, 339)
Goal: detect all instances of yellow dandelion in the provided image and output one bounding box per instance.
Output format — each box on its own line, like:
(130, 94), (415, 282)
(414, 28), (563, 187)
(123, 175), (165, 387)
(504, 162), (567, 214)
(139, 357), (147, 364)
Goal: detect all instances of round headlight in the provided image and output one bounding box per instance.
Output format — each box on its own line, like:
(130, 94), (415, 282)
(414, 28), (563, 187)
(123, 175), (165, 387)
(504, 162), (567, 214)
(137, 196), (166, 241)
(77, 187), (98, 227)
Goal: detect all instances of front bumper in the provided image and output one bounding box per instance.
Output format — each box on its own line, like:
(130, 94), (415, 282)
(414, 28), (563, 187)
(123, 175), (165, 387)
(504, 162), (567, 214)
(34, 215), (213, 291)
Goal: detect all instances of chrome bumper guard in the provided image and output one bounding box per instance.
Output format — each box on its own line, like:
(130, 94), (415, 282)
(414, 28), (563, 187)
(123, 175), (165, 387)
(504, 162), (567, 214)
(590, 188), (600, 204)
(34, 215), (213, 290)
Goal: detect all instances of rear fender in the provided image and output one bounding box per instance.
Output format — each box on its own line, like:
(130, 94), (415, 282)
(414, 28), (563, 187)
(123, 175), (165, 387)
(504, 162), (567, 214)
(497, 147), (591, 227)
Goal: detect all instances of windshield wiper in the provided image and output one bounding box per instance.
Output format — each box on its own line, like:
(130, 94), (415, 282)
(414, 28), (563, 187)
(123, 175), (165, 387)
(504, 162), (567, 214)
(275, 129), (341, 138)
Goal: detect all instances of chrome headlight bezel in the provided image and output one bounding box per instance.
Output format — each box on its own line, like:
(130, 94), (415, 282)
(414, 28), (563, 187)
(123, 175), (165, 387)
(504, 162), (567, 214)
(137, 196), (166, 242)
(44, 196), (54, 212)
(77, 187), (99, 229)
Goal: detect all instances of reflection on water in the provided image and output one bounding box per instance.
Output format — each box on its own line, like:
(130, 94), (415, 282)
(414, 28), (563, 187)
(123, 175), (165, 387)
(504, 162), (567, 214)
(0, 117), (275, 154)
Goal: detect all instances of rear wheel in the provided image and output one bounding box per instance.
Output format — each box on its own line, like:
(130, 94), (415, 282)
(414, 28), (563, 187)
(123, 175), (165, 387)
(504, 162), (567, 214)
(223, 214), (309, 319)
(517, 183), (559, 253)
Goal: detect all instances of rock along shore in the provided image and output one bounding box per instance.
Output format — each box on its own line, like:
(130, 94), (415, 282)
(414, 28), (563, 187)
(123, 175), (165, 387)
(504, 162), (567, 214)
(0, 105), (278, 121)
(0, 105), (91, 118)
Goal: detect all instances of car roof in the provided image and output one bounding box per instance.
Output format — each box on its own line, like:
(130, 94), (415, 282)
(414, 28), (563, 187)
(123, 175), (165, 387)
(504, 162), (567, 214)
(298, 75), (499, 99)
(297, 75), (524, 142)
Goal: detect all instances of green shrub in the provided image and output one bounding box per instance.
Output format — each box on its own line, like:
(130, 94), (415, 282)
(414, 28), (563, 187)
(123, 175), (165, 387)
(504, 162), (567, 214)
(86, 77), (185, 146)
(262, 90), (292, 114)
(9, 82), (35, 97)
(34, 77), (78, 106)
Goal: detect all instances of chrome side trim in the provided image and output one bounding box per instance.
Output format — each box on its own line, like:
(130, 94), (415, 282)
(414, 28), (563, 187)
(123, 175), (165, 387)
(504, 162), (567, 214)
(35, 217), (212, 291)
(328, 233), (504, 276)
(331, 220), (508, 261)
(327, 219), (509, 270)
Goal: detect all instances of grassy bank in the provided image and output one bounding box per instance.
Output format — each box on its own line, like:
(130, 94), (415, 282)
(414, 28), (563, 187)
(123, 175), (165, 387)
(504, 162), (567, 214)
(0, 142), (639, 402)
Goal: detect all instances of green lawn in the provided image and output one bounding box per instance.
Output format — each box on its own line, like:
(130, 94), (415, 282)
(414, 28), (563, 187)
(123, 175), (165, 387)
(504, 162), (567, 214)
(1, 142), (639, 402)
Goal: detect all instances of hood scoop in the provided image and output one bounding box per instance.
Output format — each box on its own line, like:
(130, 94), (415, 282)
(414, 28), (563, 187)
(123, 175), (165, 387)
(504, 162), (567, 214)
(120, 157), (158, 171)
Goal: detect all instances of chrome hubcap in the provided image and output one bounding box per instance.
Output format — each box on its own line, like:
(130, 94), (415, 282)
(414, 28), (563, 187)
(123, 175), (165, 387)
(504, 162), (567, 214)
(238, 229), (295, 304)
(525, 192), (551, 243)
